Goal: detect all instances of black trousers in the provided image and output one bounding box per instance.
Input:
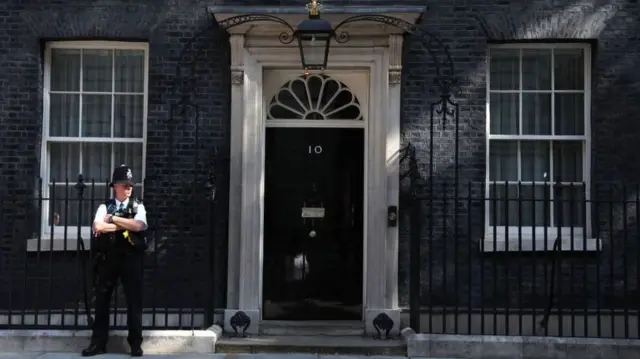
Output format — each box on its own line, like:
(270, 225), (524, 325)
(91, 249), (144, 347)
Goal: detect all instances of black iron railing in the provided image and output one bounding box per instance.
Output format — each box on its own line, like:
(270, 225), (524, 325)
(0, 175), (218, 330)
(405, 175), (640, 339)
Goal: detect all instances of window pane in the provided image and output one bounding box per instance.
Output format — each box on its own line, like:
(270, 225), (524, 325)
(49, 94), (79, 137)
(489, 49), (519, 90)
(554, 185), (585, 228)
(82, 143), (112, 183)
(555, 94), (584, 135)
(522, 93), (551, 135)
(49, 143), (80, 183)
(521, 141), (550, 182)
(520, 185), (550, 227)
(114, 95), (144, 138)
(490, 93), (519, 134)
(489, 184), (519, 226)
(50, 49), (80, 92)
(47, 183), (93, 228)
(85, 183), (112, 198)
(114, 143), (143, 183)
(489, 184), (551, 227)
(490, 141), (517, 181)
(553, 141), (583, 182)
(48, 184), (99, 228)
(522, 49), (551, 90)
(554, 49), (584, 90)
(115, 50), (145, 93)
(83, 49), (113, 92)
(82, 95), (112, 137)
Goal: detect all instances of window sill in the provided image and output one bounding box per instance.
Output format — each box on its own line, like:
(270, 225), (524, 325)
(26, 237), (92, 252)
(481, 235), (602, 252)
(26, 236), (156, 252)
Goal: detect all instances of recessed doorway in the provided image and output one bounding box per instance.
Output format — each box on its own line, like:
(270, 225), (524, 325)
(261, 71), (368, 320)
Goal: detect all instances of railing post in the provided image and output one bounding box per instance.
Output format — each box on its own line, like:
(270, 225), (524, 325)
(409, 146), (421, 332)
(204, 172), (216, 328)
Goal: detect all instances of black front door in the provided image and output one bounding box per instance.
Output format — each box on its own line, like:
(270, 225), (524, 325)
(263, 127), (364, 321)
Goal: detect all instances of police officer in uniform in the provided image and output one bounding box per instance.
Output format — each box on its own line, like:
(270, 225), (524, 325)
(82, 165), (148, 357)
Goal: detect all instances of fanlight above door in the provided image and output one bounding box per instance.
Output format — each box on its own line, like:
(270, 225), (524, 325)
(268, 74), (363, 121)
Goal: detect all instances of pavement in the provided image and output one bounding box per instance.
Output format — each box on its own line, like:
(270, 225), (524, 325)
(0, 354), (408, 359)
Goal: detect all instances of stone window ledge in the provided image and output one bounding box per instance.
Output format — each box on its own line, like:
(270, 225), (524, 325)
(482, 234), (602, 252)
(26, 237), (156, 252)
(26, 237), (91, 252)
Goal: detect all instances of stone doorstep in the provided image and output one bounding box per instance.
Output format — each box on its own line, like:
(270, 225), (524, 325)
(401, 327), (640, 359)
(216, 335), (406, 355)
(0, 327), (223, 355)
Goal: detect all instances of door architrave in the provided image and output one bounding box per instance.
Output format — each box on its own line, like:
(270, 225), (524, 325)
(225, 45), (401, 336)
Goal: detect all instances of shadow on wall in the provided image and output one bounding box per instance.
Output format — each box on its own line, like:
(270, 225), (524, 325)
(396, 0), (640, 311)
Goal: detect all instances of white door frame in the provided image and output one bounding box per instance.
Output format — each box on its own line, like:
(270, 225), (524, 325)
(224, 40), (405, 336)
(261, 69), (369, 320)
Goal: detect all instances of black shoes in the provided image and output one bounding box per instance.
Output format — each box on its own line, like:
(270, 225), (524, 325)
(131, 346), (144, 357)
(81, 343), (143, 357)
(81, 344), (106, 357)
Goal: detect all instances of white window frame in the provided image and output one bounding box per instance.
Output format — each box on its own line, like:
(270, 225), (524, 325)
(484, 42), (600, 252)
(29, 41), (149, 252)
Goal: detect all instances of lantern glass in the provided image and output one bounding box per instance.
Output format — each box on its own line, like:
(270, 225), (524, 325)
(298, 32), (331, 70)
(296, 17), (333, 71)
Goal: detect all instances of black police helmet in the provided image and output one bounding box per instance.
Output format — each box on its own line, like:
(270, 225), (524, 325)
(109, 164), (135, 187)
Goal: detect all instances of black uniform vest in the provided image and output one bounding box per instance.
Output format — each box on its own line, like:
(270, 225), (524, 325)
(95, 198), (147, 252)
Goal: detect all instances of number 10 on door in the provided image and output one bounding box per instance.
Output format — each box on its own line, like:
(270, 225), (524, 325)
(308, 145), (323, 154)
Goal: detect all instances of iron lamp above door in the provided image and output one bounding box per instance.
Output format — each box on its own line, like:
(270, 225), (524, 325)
(295, 0), (334, 73)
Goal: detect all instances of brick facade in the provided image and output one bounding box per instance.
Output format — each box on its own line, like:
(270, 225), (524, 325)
(0, 0), (231, 311)
(0, 0), (638, 318)
(398, 1), (640, 309)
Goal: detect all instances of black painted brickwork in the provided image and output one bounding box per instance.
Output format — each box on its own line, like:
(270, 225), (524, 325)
(397, 0), (640, 313)
(0, 0), (232, 313)
(0, 0), (638, 320)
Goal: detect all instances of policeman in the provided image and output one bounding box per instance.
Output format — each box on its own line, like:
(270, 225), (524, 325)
(82, 165), (148, 357)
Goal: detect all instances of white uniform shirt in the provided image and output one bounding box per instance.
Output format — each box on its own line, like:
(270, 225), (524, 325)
(93, 198), (148, 231)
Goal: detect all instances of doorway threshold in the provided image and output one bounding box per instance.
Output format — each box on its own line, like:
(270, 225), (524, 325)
(260, 320), (364, 336)
(216, 334), (406, 356)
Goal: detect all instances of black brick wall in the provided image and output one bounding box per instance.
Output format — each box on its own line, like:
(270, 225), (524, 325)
(0, 0), (638, 323)
(0, 0), (232, 314)
(398, 0), (640, 312)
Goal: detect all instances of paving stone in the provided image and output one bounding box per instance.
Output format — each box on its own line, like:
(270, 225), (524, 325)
(0, 353), (44, 359)
(143, 355), (226, 359)
(37, 354), (129, 359)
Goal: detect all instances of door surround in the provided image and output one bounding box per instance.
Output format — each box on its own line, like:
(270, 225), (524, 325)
(214, 7), (420, 336)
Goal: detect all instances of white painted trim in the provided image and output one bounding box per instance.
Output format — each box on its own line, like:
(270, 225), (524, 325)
(265, 120), (365, 128)
(386, 34), (402, 310)
(226, 34), (245, 309)
(46, 41), (149, 50)
(34, 41), (149, 252)
(489, 43), (592, 50)
(484, 43), (593, 252)
(228, 45), (393, 325)
(238, 50), (264, 311)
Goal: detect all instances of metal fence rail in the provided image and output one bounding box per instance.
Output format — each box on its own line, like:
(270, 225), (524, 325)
(406, 178), (640, 339)
(0, 175), (218, 330)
